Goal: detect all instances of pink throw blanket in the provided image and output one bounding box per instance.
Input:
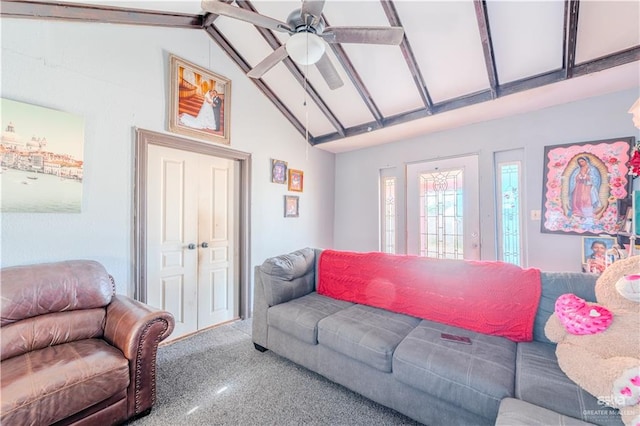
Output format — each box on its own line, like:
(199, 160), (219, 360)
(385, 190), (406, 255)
(317, 250), (542, 342)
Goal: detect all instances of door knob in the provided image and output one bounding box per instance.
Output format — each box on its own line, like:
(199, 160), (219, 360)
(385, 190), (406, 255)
(201, 242), (209, 248)
(187, 243), (196, 250)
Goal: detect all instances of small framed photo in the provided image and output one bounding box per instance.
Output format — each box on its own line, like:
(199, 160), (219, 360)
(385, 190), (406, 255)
(271, 159), (287, 184)
(284, 195), (299, 218)
(581, 236), (616, 275)
(288, 169), (303, 192)
(168, 54), (231, 145)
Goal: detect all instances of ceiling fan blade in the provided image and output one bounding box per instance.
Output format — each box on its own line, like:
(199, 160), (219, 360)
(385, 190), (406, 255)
(247, 45), (289, 79)
(321, 26), (404, 45)
(201, 0), (292, 33)
(301, 0), (325, 26)
(315, 52), (344, 90)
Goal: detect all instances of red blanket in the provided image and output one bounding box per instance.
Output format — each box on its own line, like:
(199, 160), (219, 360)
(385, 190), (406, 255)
(317, 250), (541, 342)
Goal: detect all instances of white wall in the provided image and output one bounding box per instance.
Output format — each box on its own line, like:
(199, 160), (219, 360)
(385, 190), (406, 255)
(334, 88), (640, 271)
(1, 19), (335, 294)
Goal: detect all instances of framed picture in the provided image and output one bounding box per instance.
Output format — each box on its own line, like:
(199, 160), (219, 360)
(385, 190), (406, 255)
(288, 169), (303, 192)
(271, 159), (287, 184)
(581, 236), (616, 275)
(541, 137), (634, 235)
(168, 54), (231, 145)
(1, 98), (84, 213)
(284, 195), (299, 218)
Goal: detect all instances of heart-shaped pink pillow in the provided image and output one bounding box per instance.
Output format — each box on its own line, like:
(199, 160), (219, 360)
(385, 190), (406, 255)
(555, 294), (613, 335)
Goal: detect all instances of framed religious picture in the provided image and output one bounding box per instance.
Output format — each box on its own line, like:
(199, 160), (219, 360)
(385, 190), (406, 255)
(541, 136), (634, 235)
(581, 236), (617, 275)
(271, 159), (287, 184)
(288, 169), (303, 192)
(168, 54), (231, 145)
(284, 195), (299, 218)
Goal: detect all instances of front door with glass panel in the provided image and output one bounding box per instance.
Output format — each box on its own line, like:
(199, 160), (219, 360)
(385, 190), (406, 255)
(406, 155), (480, 259)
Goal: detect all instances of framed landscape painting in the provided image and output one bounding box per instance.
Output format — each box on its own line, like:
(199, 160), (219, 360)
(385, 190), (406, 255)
(1, 98), (84, 213)
(168, 54), (231, 145)
(541, 137), (634, 235)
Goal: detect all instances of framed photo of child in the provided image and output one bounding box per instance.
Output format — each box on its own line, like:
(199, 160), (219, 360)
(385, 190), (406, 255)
(581, 236), (616, 275)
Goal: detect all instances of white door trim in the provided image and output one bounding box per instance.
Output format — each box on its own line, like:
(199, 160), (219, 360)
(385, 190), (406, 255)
(133, 128), (252, 319)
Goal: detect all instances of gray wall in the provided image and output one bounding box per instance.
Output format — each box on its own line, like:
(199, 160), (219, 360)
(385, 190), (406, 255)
(1, 19), (335, 294)
(334, 88), (640, 271)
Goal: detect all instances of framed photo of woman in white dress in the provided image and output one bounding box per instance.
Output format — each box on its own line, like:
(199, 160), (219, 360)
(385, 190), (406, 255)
(168, 54), (231, 145)
(540, 137), (634, 236)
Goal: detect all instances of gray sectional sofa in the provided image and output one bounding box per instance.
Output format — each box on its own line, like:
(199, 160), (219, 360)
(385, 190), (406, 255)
(252, 248), (624, 426)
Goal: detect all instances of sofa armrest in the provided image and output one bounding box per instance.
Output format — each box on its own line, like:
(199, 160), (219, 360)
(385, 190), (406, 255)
(103, 295), (175, 417)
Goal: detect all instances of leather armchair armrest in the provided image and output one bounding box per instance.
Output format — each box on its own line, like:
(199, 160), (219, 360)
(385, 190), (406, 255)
(103, 295), (175, 417)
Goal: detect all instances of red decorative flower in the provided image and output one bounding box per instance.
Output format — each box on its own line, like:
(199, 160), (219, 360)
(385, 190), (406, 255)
(608, 157), (619, 165)
(629, 150), (640, 177)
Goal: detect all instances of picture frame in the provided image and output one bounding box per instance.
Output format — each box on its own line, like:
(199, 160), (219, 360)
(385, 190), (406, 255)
(284, 195), (299, 218)
(288, 169), (304, 192)
(271, 159), (288, 184)
(1, 98), (84, 213)
(168, 54), (231, 145)
(541, 136), (634, 235)
(581, 236), (617, 275)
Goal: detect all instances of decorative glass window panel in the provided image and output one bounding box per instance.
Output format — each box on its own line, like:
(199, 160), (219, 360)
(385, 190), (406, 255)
(419, 169), (463, 259)
(381, 176), (396, 253)
(498, 161), (523, 265)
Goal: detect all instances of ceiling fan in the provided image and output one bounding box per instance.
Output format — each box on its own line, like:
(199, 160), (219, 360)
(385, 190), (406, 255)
(201, 0), (404, 90)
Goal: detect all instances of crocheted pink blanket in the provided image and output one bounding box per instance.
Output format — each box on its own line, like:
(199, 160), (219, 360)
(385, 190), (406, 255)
(317, 250), (542, 342)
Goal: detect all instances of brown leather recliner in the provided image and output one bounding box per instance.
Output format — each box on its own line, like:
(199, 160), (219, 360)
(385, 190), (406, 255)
(0, 260), (175, 425)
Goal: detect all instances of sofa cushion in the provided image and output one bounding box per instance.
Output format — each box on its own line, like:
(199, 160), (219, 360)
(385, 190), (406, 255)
(268, 292), (353, 345)
(260, 248), (317, 306)
(1, 260), (114, 326)
(515, 341), (622, 425)
(260, 247), (315, 280)
(393, 319), (517, 421)
(1, 309), (106, 361)
(1, 339), (129, 425)
(317, 304), (421, 373)
(496, 398), (596, 425)
(535, 272), (597, 344)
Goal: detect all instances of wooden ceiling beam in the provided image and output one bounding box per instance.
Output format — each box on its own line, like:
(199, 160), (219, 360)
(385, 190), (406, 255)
(473, 0), (499, 99)
(235, 0), (346, 138)
(312, 48), (640, 145)
(322, 16), (384, 126)
(0, 0), (203, 28)
(563, 0), (580, 79)
(381, 0), (433, 113)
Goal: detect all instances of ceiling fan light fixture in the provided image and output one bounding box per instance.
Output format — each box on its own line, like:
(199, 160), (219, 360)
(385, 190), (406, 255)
(286, 32), (325, 66)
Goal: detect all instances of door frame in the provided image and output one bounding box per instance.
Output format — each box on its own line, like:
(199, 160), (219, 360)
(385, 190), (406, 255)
(133, 128), (252, 319)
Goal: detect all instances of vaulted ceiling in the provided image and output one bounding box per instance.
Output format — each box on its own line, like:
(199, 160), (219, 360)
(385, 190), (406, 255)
(3, 0), (639, 153)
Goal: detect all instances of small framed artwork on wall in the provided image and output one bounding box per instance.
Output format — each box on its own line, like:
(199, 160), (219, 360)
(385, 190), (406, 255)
(271, 159), (287, 184)
(284, 195), (299, 218)
(581, 236), (616, 275)
(288, 169), (303, 192)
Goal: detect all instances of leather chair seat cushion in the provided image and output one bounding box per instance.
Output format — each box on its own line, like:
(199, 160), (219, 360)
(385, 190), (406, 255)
(268, 292), (353, 345)
(393, 319), (517, 421)
(318, 304), (421, 373)
(1, 339), (129, 425)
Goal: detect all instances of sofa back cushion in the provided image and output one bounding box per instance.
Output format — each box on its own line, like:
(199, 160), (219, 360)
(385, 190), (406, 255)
(259, 248), (316, 306)
(1, 260), (114, 327)
(533, 272), (597, 344)
(1, 309), (106, 361)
